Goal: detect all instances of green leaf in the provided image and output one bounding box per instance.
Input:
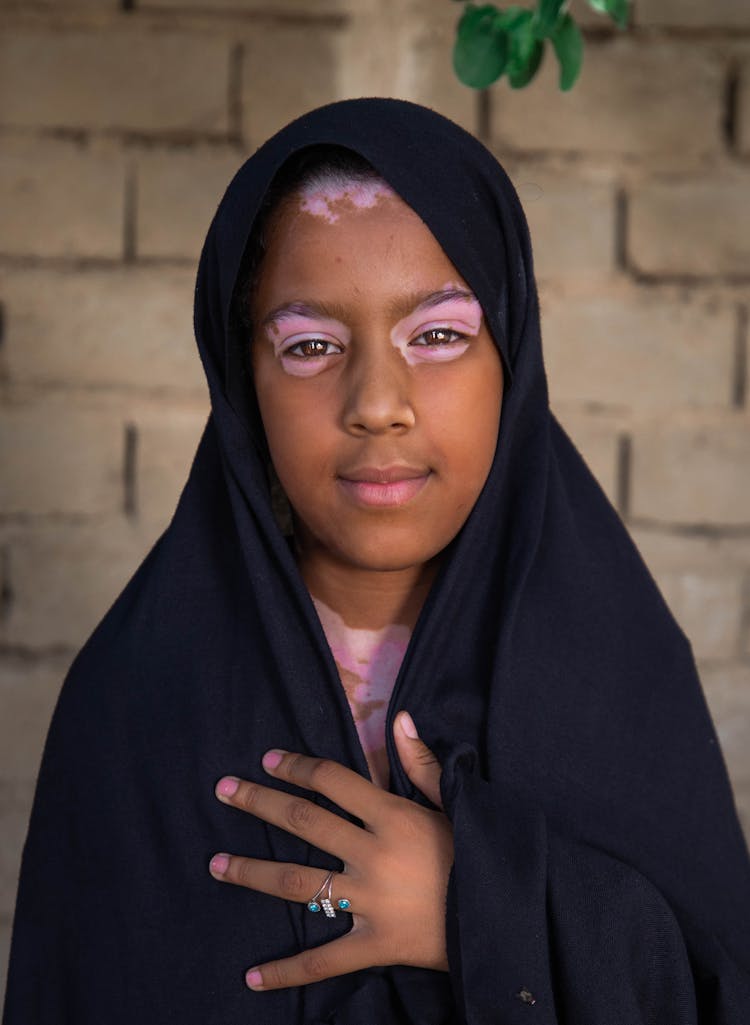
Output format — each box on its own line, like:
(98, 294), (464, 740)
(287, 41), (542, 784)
(494, 4), (530, 31)
(509, 38), (544, 88)
(456, 3), (501, 41)
(453, 4), (509, 89)
(534, 0), (566, 37)
(506, 11), (545, 89)
(551, 12), (583, 90)
(586, 0), (630, 29)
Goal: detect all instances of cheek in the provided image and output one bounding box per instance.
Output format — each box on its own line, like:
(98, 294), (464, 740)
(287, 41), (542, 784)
(254, 380), (337, 512)
(425, 368), (503, 477)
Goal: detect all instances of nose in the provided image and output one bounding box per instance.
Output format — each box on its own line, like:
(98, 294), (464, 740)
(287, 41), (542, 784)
(341, 342), (416, 436)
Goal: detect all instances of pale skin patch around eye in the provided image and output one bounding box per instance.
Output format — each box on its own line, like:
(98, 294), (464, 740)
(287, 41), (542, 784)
(262, 286), (485, 377)
(298, 181), (398, 224)
(265, 313), (350, 377)
(390, 286), (483, 367)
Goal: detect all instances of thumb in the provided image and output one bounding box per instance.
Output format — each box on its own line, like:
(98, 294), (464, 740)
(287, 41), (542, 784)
(394, 711), (443, 809)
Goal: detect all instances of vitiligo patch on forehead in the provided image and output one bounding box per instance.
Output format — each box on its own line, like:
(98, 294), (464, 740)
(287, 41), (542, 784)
(298, 181), (397, 224)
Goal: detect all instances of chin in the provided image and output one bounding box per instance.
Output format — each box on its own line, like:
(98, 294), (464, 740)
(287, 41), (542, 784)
(329, 533), (448, 574)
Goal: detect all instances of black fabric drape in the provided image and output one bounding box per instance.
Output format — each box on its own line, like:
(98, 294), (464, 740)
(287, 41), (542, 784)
(4, 98), (750, 1025)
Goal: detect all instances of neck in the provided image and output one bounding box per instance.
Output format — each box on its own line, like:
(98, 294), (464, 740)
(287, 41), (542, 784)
(297, 551), (439, 632)
(297, 554), (438, 790)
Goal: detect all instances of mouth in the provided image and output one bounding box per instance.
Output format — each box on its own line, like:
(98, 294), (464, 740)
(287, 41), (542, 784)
(337, 465), (432, 508)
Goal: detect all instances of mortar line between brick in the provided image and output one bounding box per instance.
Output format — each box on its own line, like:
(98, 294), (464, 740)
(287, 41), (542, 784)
(0, 9), (349, 31)
(228, 42), (243, 146)
(629, 270), (750, 288)
(737, 573), (750, 661)
(733, 305), (748, 409)
(0, 546), (14, 624)
(615, 433), (631, 519)
(477, 90), (490, 144)
(0, 643), (78, 661)
(124, 163), (137, 264)
(0, 649), (75, 669)
(722, 60), (740, 153)
(627, 518), (750, 539)
(614, 187), (628, 272)
(123, 422), (138, 519)
(0, 10), (745, 37)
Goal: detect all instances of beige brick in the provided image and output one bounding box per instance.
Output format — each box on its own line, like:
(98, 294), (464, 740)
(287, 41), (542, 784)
(514, 178), (615, 279)
(0, 32), (229, 134)
(337, 0), (476, 134)
(630, 419), (750, 527)
(699, 663), (750, 836)
(637, 0), (750, 27)
(0, 520), (155, 650)
(381, 0), (476, 133)
(242, 26), (340, 147)
(0, 268), (206, 393)
(0, 658), (69, 782)
(0, 401), (124, 517)
(490, 39), (722, 156)
(2, 0), (118, 6)
(630, 528), (750, 574)
(655, 568), (744, 661)
(140, 0), (343, 8)
(136, 148), (243, 260)
(541, 294), (735, 411)
(0, 138), (124, 260)
(133, 404), (207, 527)
(629, 179), (750, 277)
(0, 781), (35, 919)
(556, 411), (620, 505)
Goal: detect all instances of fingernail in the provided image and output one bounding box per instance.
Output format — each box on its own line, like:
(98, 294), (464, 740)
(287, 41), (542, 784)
(246, 968), (264, 989)
(209, 853), (230, 876)
(262, 749), (285, 771)
(399, 711), (418, 740)
(216, 776), (240, 798)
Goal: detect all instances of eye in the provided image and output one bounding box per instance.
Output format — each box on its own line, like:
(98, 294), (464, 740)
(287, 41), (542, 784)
(410, 327), (465, 347)
(285, 339), (343, 359)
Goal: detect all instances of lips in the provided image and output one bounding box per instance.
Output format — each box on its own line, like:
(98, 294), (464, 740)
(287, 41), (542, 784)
(337, 465), (431, 507)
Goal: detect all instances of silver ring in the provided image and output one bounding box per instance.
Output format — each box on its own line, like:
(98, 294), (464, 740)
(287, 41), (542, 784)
(306, 870), (352, 917)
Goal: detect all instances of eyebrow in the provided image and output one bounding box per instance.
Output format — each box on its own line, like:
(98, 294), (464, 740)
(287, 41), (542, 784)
(260, 288), (478, 328)
(407, 288), (477, 315)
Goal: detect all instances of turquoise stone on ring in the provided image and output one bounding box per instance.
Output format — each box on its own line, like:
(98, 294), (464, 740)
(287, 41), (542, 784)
(337, 898), (351, 911)
(307, 901), (321, 913)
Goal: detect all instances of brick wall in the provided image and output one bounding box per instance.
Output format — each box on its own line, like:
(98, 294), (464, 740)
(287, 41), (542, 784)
(1, 0), (749, 996)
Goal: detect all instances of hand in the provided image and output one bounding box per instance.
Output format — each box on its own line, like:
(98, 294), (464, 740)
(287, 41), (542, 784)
(208, 710), (453, 991)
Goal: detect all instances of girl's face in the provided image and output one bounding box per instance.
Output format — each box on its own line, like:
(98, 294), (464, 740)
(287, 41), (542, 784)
(251, 183), (503, 577)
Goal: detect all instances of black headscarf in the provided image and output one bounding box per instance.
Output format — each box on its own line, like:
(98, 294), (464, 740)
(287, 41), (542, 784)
(4, 98), (750, 1025)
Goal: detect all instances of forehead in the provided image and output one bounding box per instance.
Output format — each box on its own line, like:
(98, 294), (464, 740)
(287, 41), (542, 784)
(256, 188), (464, 305)
(296, 176), (397, 223)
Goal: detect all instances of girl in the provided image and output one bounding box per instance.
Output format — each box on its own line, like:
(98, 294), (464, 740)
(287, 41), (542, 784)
(4, 98), (750, 1025)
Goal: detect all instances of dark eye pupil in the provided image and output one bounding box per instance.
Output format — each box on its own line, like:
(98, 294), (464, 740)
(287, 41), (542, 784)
(302, 340), (326, 355)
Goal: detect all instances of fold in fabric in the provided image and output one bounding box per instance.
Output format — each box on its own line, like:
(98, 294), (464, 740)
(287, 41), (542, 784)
(4, 98), (750, 1024)
(442, 746), (750, 1023)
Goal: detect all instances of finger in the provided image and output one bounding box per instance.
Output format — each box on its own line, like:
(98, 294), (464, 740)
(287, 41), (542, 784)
(393, 711), (443, 809)
(245, 931), (376, 991)
(261, 750), (394, 827)
(215, 776), (369, 863)
(208, 855), (358, 911)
